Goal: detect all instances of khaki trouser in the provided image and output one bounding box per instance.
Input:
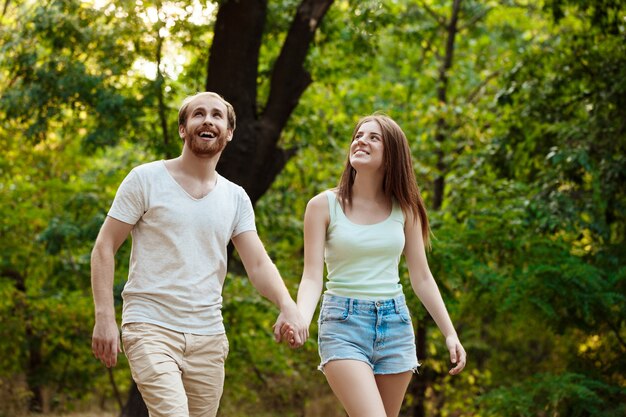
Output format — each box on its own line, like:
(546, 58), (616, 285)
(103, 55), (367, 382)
(122, 322), (229, 417)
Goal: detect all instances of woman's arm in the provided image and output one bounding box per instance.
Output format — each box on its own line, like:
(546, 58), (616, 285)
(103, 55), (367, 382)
(404, 212), (466, 375)
(296, 192), (330, 328)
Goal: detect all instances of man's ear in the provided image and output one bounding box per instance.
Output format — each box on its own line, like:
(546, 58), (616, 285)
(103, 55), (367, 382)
(178, 124), (186, 139)
(226, 129), (234, 142)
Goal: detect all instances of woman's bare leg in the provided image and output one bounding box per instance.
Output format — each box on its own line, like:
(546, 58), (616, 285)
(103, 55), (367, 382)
(375, 371), (413, 417)
(323, 359), (387, 417)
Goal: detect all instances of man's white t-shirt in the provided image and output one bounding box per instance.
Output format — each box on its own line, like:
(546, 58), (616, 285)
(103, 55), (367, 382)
(108, 160), (256, 335)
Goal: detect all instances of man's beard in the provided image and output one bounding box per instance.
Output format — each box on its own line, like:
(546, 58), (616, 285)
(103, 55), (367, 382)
(186, 130), (228, 158)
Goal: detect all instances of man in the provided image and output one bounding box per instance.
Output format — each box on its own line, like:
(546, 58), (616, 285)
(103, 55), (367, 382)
(91, 91), (306, 417)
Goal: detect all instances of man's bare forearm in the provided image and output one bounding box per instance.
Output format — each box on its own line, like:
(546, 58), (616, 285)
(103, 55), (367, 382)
(91, 244), (116, 320)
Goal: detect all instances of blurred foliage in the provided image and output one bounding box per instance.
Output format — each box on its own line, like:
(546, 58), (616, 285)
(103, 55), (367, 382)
(1, 0), (625, 416)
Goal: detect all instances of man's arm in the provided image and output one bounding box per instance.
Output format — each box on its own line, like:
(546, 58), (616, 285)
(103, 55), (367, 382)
(91, 216), (134, 368)
(231, 231), (308, 347)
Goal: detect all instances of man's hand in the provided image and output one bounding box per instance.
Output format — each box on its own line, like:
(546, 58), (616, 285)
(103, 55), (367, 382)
(92, 317), (121, 368)
(273, 302), (308, 348)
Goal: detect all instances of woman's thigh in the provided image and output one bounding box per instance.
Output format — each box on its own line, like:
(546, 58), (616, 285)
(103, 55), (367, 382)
(323, 359), (386, 417)
(375, 371), (413, 417)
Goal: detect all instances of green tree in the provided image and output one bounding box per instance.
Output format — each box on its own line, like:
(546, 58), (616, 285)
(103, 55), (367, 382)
(1, 0), (625, 416)
(3, 0), (336, 415)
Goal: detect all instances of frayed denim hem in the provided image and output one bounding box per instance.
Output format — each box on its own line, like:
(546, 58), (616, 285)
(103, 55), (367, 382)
(317, 358), (420, 375)
(317, 356), (373, 374)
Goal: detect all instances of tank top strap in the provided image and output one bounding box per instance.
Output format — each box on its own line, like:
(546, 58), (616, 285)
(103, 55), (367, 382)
(325, 190), (339, 224)
(391, 200), (406, 225)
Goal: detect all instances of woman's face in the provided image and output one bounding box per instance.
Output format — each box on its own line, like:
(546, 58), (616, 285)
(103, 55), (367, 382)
(349, 120), (384, 172)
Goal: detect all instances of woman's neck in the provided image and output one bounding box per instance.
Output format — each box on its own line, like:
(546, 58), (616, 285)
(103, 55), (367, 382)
(352, 171), (386, 204)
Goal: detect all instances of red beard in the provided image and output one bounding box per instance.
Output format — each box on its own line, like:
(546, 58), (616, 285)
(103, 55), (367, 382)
(185, 129), (228, 158)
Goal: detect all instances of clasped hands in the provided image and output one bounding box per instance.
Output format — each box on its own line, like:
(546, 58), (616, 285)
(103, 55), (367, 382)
(272, 307), (308, 349)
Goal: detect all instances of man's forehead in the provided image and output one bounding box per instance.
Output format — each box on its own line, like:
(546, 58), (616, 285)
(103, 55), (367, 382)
(188, 95), (227, 112)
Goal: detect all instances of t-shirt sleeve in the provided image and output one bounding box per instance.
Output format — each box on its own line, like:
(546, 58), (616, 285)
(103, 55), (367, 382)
(107, 170), (145, 225)
(232, 187), (256, 237)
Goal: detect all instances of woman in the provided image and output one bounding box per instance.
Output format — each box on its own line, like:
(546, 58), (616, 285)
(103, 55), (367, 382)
(292, 114), (466, 417)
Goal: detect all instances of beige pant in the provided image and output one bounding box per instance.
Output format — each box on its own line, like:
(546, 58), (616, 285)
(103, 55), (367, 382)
(122, 322), (229, 417)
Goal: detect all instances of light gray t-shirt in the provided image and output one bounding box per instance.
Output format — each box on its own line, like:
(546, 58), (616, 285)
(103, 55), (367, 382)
(108, 160), (256, 335)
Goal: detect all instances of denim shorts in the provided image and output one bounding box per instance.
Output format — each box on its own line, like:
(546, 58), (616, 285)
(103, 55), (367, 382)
(317, 294), (420, 375)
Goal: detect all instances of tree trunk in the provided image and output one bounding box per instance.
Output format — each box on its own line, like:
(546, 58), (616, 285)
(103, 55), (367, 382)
(411, 1), (462, 416)
(432, 0), (461, 212)
(208, 0), (334, 205)
(5, 268), (45, 413)
(410, 319), (429, 417)
(120, 381), (148, 417)
(26, 328), (45, 412)
(120, 1), (334, 415)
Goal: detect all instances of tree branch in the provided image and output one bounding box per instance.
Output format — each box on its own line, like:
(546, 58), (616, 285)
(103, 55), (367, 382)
(467, 70), (500, 103)
(261, 0), (334, 139)
(206, 0), (267, 122)
(459, 6), (492, 32)
(419, 0), (447, 29)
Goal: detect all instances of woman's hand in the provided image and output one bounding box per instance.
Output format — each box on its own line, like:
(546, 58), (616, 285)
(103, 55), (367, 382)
(446, 335), (467, 375)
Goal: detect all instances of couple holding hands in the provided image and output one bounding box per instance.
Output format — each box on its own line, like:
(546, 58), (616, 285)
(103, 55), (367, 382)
(91, 91), (466, 417)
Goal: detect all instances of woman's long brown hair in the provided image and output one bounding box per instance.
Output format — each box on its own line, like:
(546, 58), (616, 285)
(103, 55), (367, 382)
(336, 114), (431, 247)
